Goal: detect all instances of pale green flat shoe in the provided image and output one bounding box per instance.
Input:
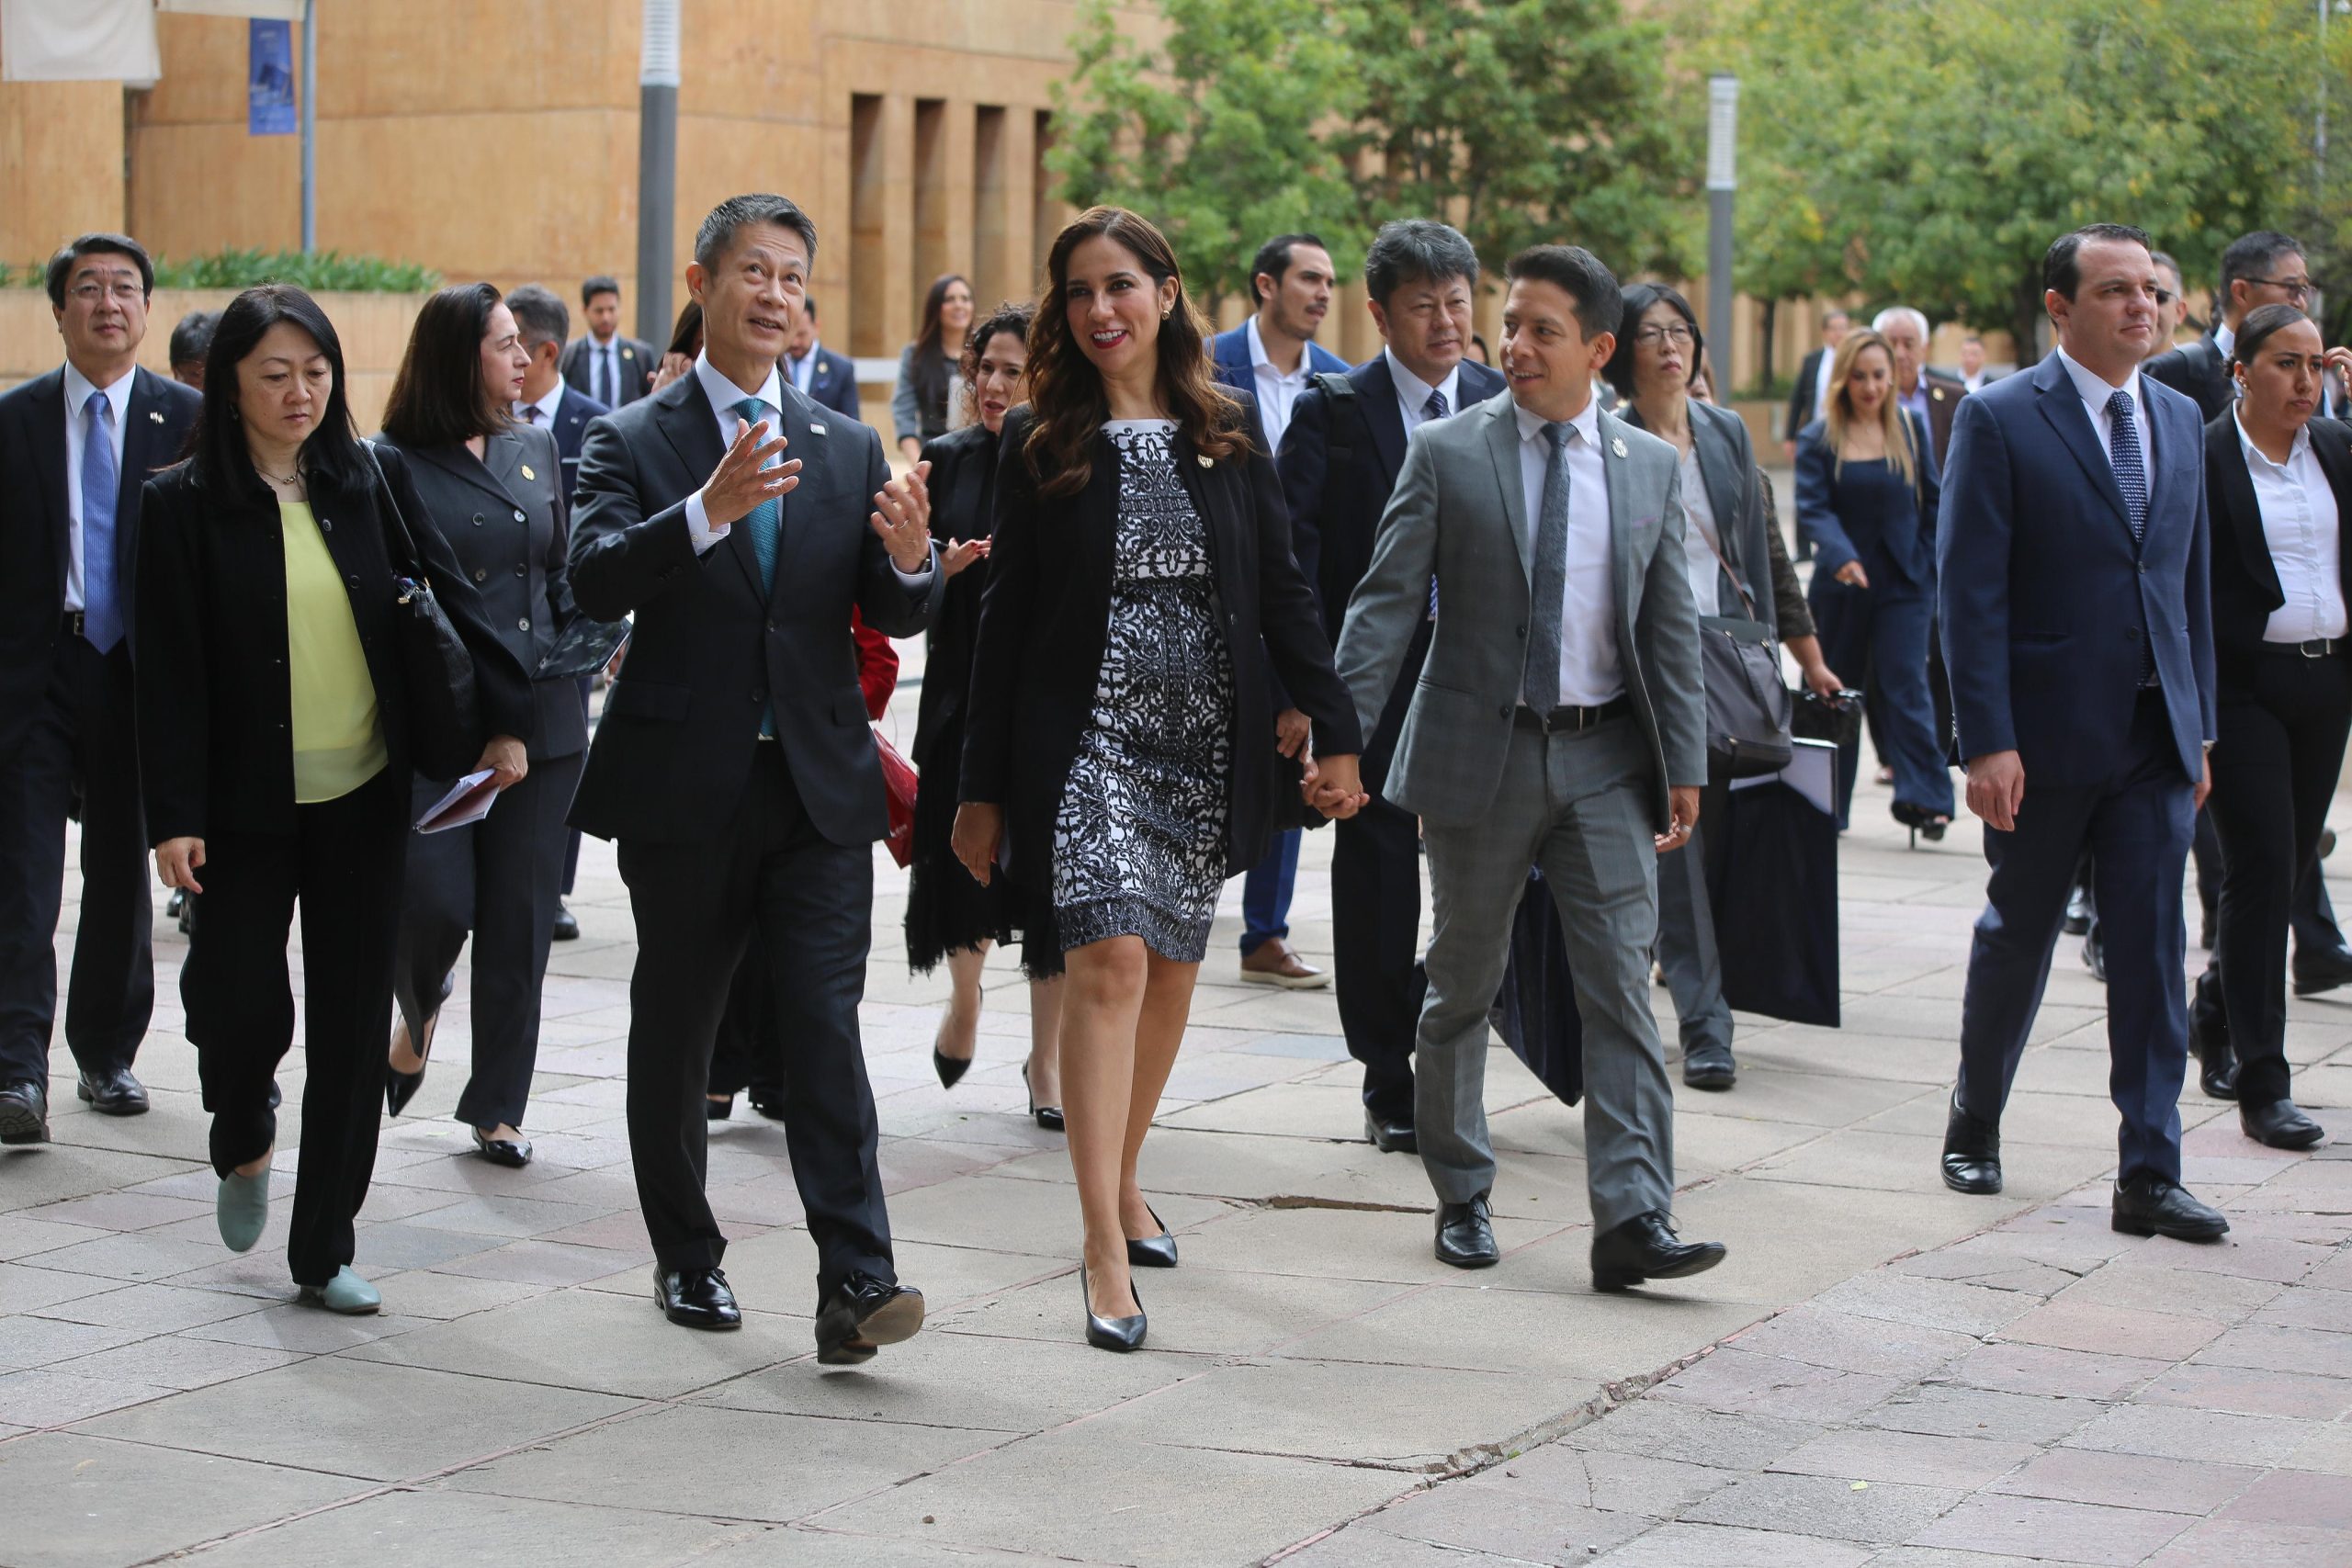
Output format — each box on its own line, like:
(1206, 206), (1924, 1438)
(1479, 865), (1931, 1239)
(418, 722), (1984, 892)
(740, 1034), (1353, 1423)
(298, 1267), (380, 1315)
(216, 1168), (270, 1253)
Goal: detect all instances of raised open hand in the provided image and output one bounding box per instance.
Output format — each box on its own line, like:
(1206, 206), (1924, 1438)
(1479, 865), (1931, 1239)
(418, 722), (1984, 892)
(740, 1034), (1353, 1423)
(700, 416), (800, 529)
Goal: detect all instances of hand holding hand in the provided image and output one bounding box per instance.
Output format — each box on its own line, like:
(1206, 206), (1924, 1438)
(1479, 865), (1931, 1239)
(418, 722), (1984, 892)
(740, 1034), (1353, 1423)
(1272, 707), (1310, 760)
(156, 837), (205, 894)
(1656, 784), (1702, 852)
(1306, 753), (1369, 819)
(478, 735), (528, 790)
(1834, 560), (1870, 589)
(699, 417), (800, 529)
(940, 536), (991, 579)
(872, 460), (934, 574)
(1966, 750), (2026, 832)
(952, 802), (1002, 886)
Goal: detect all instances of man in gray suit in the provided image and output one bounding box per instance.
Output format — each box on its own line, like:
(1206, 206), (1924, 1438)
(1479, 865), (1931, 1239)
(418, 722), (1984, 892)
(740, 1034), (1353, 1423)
(1334, 244), (1726, 1292)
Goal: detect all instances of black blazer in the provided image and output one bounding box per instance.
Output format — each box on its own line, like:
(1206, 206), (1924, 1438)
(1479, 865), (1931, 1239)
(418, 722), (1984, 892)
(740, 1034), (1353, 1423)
(959, 405), (1363, 893)
(1784, 346), (1827, 443)
(0, 366), (200, 739)
(2205, 412), (2352, 687)
(1921, 368), (1969, 468)
(379, 424), (586, 761)
(538, 384), (609, 501)
(1621, 397), (1803, 643)
(560, 334), (655, 406)
(796, 346), (863, 421)
(566, 370), (942, 848)
(911, 422), (999, 771)
(2146, 334), (2233, 423)
(135, 448), (534, 844)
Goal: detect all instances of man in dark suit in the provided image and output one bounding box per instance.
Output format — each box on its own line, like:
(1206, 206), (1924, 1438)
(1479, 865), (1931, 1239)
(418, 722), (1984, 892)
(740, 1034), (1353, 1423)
(560, 274), (655, 409)
(1211, 233), (1349, 990)
(1875, 306), (1969, 468)
(1938, 222), (2226, 1242)
(1957, 334), (1997, 394)
(784, 297), (861, 422)
(1782, 306), (1850, 458)
(569, 194), (943, 1354)
(1277, 218), (1502, 1154)
(0, 232), (201, 1144)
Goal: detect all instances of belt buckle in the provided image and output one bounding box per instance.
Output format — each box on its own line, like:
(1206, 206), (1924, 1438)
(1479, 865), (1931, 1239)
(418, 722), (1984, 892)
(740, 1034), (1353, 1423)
(2302, 638), (2333, 659)
(63, 610), (84, 638)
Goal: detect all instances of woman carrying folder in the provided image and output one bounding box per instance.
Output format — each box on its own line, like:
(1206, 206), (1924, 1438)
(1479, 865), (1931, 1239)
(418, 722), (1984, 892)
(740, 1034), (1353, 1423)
(378, 283), (585, 1166)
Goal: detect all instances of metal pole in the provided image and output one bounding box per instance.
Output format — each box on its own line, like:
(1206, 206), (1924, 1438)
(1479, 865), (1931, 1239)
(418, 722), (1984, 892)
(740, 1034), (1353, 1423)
(300, 0), (317, 254)
(1705, 74), (1739, 387)
(636, 0), (681, 347)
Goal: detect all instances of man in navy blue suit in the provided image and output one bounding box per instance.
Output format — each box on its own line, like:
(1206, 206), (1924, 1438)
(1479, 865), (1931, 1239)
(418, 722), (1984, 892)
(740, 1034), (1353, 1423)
(784, 298), (862, 423)
(1938, 222), (2226, 1242)
(1277, 219), (1502, 1151)
(1211, 233), (1349, 989)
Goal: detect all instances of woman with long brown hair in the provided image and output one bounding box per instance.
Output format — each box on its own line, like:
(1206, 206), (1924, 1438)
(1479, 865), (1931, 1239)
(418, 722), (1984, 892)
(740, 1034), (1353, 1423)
(953, 208), (1364, 1350)
(892, 273), (974, 463)
(1794, 326), (1951, 838)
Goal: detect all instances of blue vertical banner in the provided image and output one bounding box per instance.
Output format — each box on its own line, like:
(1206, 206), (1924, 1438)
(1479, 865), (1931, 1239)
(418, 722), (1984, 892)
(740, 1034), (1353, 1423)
(248, 19), (297, 136)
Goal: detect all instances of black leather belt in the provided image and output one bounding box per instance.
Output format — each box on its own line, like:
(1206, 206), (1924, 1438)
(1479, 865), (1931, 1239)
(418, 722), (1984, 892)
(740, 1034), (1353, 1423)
(62, 611), (84, 638)
(2264, 637), (2344, 659)
(1515, 696), (1632, 734)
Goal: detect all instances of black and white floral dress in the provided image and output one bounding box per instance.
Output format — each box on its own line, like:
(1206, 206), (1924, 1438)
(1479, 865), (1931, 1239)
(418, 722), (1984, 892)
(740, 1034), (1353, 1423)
(1051, 420), (1234, 961)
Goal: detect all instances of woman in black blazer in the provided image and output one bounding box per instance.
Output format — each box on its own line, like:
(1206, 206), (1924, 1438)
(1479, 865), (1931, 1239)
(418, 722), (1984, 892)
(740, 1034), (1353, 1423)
(2199, 304), (2352, 1152)
(138, 285), (531, 1314)
(952, 208), (1364, 1351)
(378, 284), (585, 1166)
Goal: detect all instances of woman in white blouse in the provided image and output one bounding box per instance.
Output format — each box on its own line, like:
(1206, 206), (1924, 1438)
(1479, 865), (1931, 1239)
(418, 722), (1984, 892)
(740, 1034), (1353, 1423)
(2200, 302), (2352, 1152)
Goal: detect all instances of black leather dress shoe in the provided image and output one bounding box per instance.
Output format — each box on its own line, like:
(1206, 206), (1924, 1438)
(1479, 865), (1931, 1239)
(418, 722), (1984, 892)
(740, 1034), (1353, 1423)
(2112, 1176), (2230, 1241)
(470, 1126), (533, 1167)
(2191, 1002), (2238, 1101)
(2063, 883), (2093, 936)
(2081, 931), (2106, 983)
(2241, 1099), (2326, 1151)
(2292, 943), (2352, 998)
(1125, 1205), (1179, 1269)
(654, 1266), (742, 1329)
(1591, 1211), (1727, 1292)
(76, 1066), (148, 1116)
(746, 1084), (787, 1121)
(550, 901), (580, 942)
(1364, 1108), (1417, 1154)
(1681, 1045), (1736, 1090)
(1434, 1195), (1498, 1269)
(0, 1079), (49, 1145)
(814, 1273), (924, 1365)
(1940, 1091), (2003, 1195)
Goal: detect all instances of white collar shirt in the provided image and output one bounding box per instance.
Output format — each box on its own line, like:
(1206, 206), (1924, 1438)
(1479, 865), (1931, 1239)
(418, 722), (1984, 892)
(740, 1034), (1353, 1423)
(2237, 411), (2346, 643)
(2214, 321), (2237, 366)
(2057, 346), (2154, 488)
(1811, 342), (1837, 419)
(587, 333), (628, 402)
(1512, 397), (1621, 707)
(517, 379), (567, 428)
(1386, 349), (1464, 435)
(62, 360), (135, 615)
(787, 338), (822, 396)
(1246, 316), (1313, 457)
(1676, 444), (1723, 617)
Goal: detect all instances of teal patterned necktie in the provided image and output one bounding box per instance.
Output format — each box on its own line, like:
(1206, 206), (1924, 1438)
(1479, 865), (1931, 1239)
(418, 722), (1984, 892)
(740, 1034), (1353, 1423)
(732, 396), (781, 595)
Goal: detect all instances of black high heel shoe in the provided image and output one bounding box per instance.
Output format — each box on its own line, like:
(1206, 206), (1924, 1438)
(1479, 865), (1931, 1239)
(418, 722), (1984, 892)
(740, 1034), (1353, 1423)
(385, 974), (455, 1117)
(1890, 801), (1950, 848)
(1023, 1061), (1064, 1132)
(1126, 1203), (1178, 1269)
(1080, 1262), (1146, 1352)
(933, 1040), (973, 1089)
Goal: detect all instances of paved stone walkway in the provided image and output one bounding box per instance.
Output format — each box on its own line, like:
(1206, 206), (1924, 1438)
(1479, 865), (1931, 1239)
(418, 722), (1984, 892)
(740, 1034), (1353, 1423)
(3, 664), (2347, 1566)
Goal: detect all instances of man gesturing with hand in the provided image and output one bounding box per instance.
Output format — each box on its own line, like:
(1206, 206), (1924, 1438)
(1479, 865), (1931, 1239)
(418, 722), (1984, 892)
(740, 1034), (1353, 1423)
(567, 194), (944, 1356)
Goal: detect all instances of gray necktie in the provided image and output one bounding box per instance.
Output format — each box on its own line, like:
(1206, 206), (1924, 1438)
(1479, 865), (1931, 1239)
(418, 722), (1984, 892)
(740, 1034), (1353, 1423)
(1521, 421), (1573, 714)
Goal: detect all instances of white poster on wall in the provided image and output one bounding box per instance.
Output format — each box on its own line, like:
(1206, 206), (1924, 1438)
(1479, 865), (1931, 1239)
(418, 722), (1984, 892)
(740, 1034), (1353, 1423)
(0, 0), (161, 83)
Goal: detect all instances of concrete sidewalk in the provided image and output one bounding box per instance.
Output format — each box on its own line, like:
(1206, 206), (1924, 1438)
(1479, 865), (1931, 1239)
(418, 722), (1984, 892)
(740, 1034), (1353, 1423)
(2, 685), (2346, 1563)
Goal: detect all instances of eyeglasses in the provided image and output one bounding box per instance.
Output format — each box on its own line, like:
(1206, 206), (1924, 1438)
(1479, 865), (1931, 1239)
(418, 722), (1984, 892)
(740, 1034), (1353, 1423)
(2245, 276), (2314, 301)
(68, 281), (146, 305)
(1633, 323), (1695, 347)
(2151, 288), (2178, 307)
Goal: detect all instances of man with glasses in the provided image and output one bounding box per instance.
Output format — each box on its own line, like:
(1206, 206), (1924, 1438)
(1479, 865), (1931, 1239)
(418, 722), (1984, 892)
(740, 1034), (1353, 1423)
(0, 233), (200, 1144)
(2147, 230), (2312, 420)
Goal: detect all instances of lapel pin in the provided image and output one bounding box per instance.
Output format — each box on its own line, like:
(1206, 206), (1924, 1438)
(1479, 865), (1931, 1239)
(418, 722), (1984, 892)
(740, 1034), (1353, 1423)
(520, 464), (536, 480)
(810, 422), (826, 435)
(622, 346), (635, 360)
(1934, 388), (1946, 401)
(148, 410), (164, 423)
(1611, 437), (1627, 457)
(1197, 454), (1214, 468)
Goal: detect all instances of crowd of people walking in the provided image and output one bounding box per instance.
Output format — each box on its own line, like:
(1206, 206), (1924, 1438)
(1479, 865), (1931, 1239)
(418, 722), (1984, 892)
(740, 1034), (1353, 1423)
(1, 194), (2346, 1363)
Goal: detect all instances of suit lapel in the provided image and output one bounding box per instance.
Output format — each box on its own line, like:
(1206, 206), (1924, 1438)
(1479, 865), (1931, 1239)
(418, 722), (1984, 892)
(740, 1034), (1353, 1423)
(1356, 359), (1408, 485)
(653, 375), (763, 601)
(2308, 418), (2352, 615)
(1482, 396), (1532, 585)
(1690, 410), (1745, 579)
(415, 438), (527, 516)
(1170, 425), (1238, 598)
(2031, 357), (2132, 539)
(1597, 407), (1637, 610)
(763, 389), (819, 611)
(2209, 418), (2280, 607)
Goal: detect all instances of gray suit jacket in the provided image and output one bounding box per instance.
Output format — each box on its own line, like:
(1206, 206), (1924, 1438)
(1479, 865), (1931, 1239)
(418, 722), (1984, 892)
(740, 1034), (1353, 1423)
(1333, 389), (1706, 831)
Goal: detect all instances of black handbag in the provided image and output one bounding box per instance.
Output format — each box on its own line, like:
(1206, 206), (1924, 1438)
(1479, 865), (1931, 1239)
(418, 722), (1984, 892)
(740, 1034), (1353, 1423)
(358, 441), (484, 782)
(1693, 532), (1794, 777)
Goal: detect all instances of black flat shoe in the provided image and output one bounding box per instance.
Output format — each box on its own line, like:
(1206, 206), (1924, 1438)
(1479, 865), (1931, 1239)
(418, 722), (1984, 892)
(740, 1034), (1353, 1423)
(1591, 1211), (1726, 1292)
(2291, 943), (2352, 998)
(1434, 1194), (1498, 1269)
(470, 1126), (533, 1167)
(550, 901), (579, 942)
(1080, 1263), (1147, 1352)
(815, 1272), (925, 1365)
(1023, 1061), (1063, 1132)
(1364, 1108), (1417, 1154)
(934, 1046), (973, 1090)
(1125, 1204), (1178, 1269)
(0, 1079), (49, 1145)
(1681, 1045), (1736, 1091)
(746, 1084), (787, 1121)
(76, 1066), (149, 1116)
(654, 1265), (741, 1330)
(2112, 1176), (2229, 1242)
(385, 973), (455, 1117)
(1940, 1090), (2003, 1195)
(706, 1094), (733, 1121)
(2241, 1099), (2326, 1151)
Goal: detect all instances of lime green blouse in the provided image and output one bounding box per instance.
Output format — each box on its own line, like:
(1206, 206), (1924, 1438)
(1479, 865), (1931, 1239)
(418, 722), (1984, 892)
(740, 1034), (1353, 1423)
(279, 500), (386, 802)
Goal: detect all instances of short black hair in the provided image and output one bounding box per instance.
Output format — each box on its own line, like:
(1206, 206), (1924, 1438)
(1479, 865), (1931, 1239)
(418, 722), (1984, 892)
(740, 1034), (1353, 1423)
(1822, 307), (1850, 326)
(2220, 230), (2303, 300)
(1250, 232), (1327, 307)
(1603, 281), (1700, 403)
(46, 233), (153, 309)
(2043, 223), (2152, 300)
(803, 296), (820, 323)
(1962, 333), (1985, 347)
(380, 282), (513, 447)
(694, 193), (819, 272)
(1363, 219), (1479, 309)
(504, 283), (570, 351)
(1505, 244), (1623, 340)
(2233, 301), (2315, 367)
(581, 275), (620, 308)
(187, 284), (365, 492)
(168, 310), (218, 367)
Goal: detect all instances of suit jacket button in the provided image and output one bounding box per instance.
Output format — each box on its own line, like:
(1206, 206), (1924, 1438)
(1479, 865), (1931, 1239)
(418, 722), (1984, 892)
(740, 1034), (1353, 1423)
(473, 569), (487, 582)
(751, 689), (765, 704)
(514, 565), (526, 577)
(472, 513), (486, 526)
(514, 510), (526, 523)
(517, 617), (530, 631)
(1516, 624), (1527, 637)
(2126, 626), (2142, 640)
(318, 517), (331, 532)
(767, 618), (779, 631)
(1498, 705), (1511, 718)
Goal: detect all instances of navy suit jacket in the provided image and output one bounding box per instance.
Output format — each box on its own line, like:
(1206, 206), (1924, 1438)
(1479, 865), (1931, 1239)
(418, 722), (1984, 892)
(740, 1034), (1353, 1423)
(541, 385), (609, 502)
(790, 346), (862, 422)
(1937, 351), (2214, 788)
(1210, 323), (1348, 454)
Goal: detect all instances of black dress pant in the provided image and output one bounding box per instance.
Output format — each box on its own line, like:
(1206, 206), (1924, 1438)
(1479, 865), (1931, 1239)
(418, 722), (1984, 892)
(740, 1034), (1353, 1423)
(616, 744), (891, 1300)
(395, 749), (584, 1130)
(183, 766), (404, 1287)
(1330, 795), (1423, 1122)
(2205, 649), (2352, 1108)
(0, 634), (151, 1085)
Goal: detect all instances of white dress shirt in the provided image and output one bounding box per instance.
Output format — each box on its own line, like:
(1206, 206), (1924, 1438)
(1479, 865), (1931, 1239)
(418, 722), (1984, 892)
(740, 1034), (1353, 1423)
(1676, 444), (1723, 617)
(517, 379), (567, 427)
(786, 338), (822, 397)
(2056, 346), (2154, 487)
(62, 360), (134, 615)
(1811, 344), (1836, 422)
(584, 333), (630, 404)
(2238, 411), (2346, 644)
(1386, 349), (1464, 436)
(1246, 316), (1313, 457)
(1513, 397), (1621, 706)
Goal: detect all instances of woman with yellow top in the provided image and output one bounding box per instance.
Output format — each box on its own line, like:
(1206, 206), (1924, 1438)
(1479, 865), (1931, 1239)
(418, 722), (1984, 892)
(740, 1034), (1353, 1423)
(137, 285), (532, 1314)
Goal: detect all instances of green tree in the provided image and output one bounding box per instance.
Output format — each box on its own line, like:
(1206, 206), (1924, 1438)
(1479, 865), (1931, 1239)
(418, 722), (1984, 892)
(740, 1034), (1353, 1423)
(1046, 0), (1364, 310)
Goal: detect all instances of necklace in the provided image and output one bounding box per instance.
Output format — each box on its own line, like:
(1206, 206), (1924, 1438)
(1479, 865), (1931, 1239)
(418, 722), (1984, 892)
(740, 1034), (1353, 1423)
(257, 465), (301, 488)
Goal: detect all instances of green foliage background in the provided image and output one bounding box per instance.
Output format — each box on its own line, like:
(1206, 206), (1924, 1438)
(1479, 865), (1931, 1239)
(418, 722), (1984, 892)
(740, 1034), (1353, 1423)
(6, 249), (438, 293)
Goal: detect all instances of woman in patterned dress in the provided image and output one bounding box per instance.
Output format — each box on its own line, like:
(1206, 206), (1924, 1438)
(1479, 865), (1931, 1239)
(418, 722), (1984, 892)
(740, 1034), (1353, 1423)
(954, 208), (1368, 1350)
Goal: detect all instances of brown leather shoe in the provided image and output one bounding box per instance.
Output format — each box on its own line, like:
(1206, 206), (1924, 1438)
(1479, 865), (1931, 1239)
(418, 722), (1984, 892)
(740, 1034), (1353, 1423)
(1239, 939), (1329, 990)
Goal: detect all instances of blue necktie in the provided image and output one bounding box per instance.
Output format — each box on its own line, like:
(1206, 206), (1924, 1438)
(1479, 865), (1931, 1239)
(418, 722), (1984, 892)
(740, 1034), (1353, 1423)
(80, 389), (122, 653)
(733, 397), (783, 735)
(2106, 389), (2156, 684)
(594, 345), (613, 407)
(1423, 388), (1449, 422)
(1521, 422), (1574, 714)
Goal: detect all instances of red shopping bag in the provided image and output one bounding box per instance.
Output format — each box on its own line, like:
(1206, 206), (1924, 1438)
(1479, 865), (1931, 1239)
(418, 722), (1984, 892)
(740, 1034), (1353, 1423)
(877, 728), (918, 868)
